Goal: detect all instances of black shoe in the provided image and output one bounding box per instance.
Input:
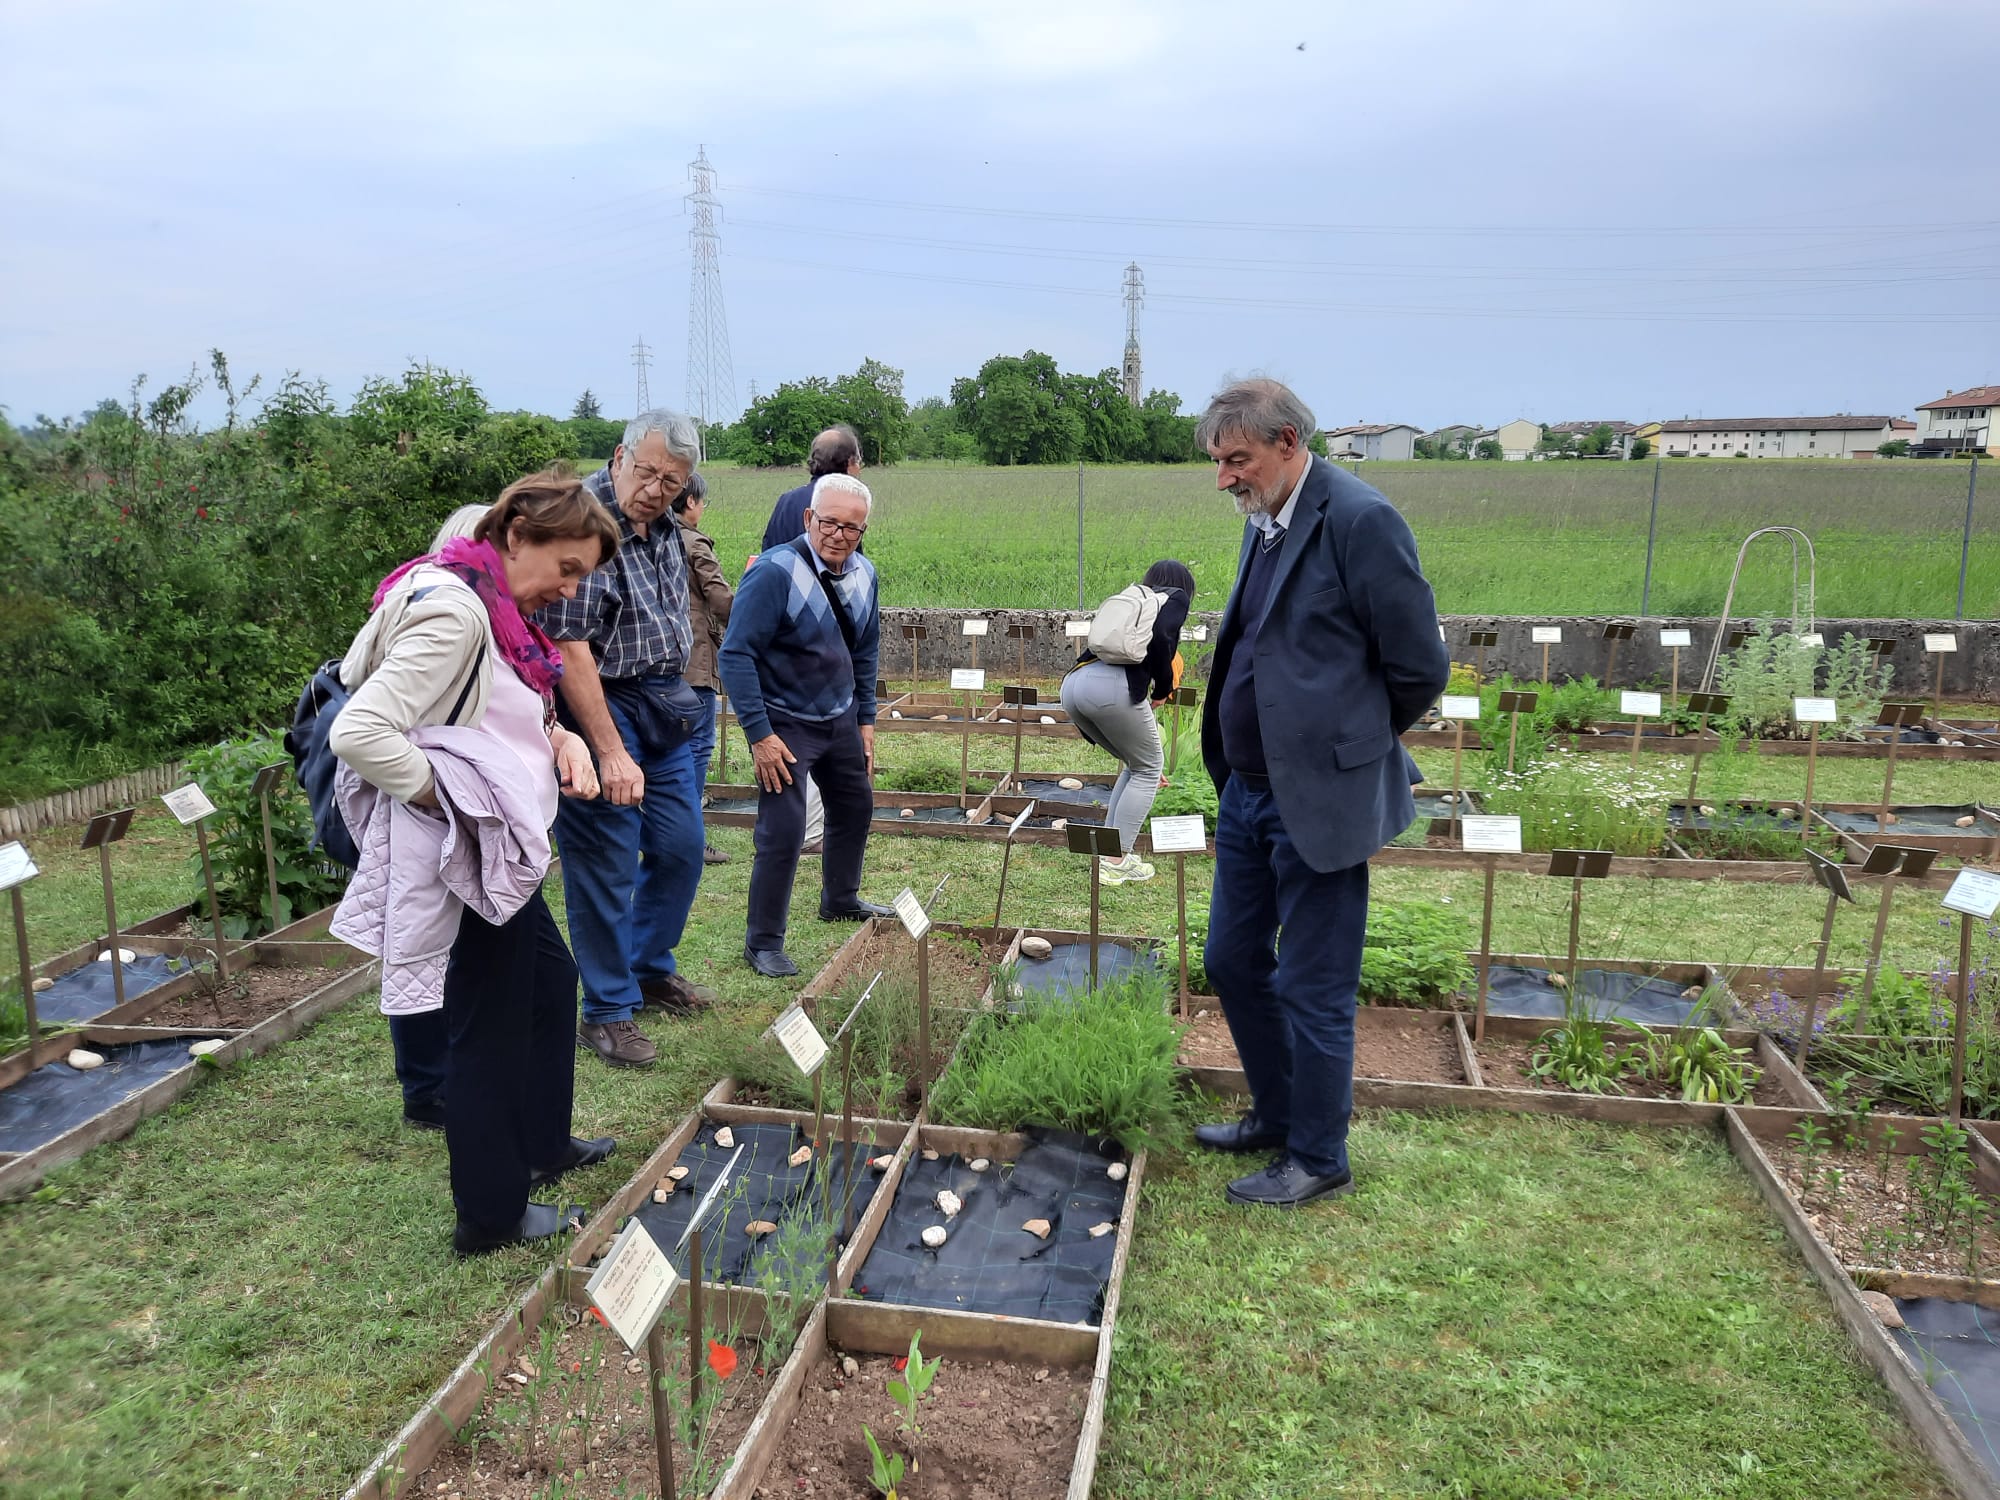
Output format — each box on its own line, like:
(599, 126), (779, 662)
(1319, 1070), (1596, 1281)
(818, 898), (894, 922)
(403, 1104), (446, 1133)
(528, 1135), (616, 1192)
(1194, 1113), (1285, 1154)
(452, 1201), (587, 1258)
(1225, 1154), (1354, 1208)
(744, 945), (799, 978)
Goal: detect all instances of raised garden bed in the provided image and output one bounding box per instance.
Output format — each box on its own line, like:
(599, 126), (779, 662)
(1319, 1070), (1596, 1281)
(1812, 802), (2000, 861)
(1179, 1002), (1469, 1086)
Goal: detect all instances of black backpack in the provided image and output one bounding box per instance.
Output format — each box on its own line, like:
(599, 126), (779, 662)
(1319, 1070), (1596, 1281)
(284, 662), (361, 870)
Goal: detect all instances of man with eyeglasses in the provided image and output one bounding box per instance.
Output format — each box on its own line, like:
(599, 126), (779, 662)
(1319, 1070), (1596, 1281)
(537, 409), (717, 1068)
(719, 473), (890, 976)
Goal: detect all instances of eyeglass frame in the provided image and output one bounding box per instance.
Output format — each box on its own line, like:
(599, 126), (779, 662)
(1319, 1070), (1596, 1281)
(811, 514), (868, 540)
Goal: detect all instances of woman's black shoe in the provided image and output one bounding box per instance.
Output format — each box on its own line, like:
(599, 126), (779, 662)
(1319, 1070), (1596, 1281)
(528, 1136), (616, 1192)
(452, 1202), (586, 1258)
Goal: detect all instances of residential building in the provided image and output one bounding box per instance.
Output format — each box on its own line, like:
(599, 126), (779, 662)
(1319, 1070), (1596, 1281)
(1632, 420), (1661, 453)
(1489, 418), (1541, 461)
(1913, 386), (1998, 457)
(1323, 422), (1420, 462)
(1546, 420), (1640, 458)
(1425, 423), (1482, 454)
(1656, 416), (1905, 459)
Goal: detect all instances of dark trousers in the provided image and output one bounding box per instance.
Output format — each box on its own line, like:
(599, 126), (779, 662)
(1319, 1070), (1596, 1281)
(389, 1009), (447, 1123)
(443, 888), (578, 1233)
(747, 706), (872, 951)
(1205, 775), (1369, 1179)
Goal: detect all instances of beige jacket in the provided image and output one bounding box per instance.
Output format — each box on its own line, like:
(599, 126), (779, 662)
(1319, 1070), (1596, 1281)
(676, 517), (734, 690)
(330, 566), (495, 802)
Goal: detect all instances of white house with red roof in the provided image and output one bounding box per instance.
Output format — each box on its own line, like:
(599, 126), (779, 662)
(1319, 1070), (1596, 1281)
(1913, 386), (1998, 456)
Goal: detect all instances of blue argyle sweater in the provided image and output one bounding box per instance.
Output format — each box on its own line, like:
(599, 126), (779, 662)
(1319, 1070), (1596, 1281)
(718, 536), (880, 743)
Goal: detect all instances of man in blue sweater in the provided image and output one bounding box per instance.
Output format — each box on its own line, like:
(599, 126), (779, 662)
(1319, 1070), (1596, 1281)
(720, 474), (891, 976)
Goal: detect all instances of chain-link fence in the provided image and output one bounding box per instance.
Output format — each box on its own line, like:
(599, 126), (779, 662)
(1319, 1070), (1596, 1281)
(702, 458), (1992, 621)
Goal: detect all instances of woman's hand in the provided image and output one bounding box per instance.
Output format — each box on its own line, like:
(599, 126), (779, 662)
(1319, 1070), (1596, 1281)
(553, 729), (601, 800)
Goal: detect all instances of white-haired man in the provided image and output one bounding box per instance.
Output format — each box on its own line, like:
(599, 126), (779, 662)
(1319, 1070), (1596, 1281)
(718, 473), (889, 976)
(537, 410), (716, 1068)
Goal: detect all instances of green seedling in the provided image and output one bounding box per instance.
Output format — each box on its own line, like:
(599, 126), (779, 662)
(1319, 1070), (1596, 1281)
(1789, 1118), (1830, 1200)
(864, 1426), (906, 1499)
(1530, 987), (1638, 1095)
(888, 1331), (938, 1436)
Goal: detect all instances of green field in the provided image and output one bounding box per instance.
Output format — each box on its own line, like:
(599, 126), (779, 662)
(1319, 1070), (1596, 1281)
(696, 459), (1996, 620)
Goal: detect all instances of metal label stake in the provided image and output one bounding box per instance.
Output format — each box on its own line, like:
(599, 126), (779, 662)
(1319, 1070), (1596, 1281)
(1659, 627), (1692, 710)
(250, 761), (289, 934)
(962, 615), (989, 673)
(1793, 852), (1856, 1072)
(1547, 849), (1612, 994)
(2, 843), (44, 1065)
(1620, 690), (1660, 768)
(1439, 693), (1482, 837)
(1467, 629), (1498, 687)
(1460, 816), (1521, 1042)
(1006, 621), (1036, 684)
(1875, 702), (1927, 830)
(80, 808), (136, 1010)
(1681, 692), (1730, 807)
(162, 783), (229, 982)
(901, 623), (928, 702)
(1150, 815), (1208, 1019)
(583, 1216), (682, 1500)
(1498, 690), (1538, 774)
(1003, 685), (1039, 781)
(992, 801), (1039, 929)
(674, 1141), (744, 1430)
(1065, 823), (1123, 992)
(1532, 624), (1561, 685)
(949, 669), (984, 799)
(1852, 845), (1936, 1034)
(828, 970), (883, 1245)
(1602, 622), (1634, 690)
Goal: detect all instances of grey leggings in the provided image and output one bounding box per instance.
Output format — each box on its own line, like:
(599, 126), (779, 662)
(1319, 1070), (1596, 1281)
(1059, 663), (1164, 853)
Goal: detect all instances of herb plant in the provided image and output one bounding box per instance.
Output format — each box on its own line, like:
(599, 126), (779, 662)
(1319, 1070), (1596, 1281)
(183, 732), (348, 936)
(1638, 1023), (1761, 1104)
(1530, 988), (1639, 1094)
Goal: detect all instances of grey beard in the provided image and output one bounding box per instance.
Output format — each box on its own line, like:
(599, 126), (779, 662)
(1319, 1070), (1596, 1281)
(1232, 480), (1289, 518)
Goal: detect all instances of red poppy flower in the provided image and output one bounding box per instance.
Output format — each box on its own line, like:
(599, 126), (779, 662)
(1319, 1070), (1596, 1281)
(894, 1356), (908, 1372)
(188, 483), (198, 492)
(196, 507), (208, 519)
(707, 1341), (737, 1379)
(588, 1307), (610, 1329)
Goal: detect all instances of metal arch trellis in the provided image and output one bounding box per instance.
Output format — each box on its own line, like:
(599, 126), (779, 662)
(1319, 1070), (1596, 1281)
(1698, 527), (1817, 692)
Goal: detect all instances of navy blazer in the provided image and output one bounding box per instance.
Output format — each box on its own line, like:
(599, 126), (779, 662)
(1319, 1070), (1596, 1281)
(1201, 456), (1451, 873)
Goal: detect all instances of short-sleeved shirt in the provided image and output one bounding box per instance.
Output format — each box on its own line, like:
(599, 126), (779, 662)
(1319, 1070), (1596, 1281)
(535, 466), (692, 680)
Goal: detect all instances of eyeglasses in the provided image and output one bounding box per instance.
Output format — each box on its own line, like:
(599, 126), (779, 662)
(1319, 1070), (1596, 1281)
(813, 516), (868, 540)
(628, 464), (686, 495)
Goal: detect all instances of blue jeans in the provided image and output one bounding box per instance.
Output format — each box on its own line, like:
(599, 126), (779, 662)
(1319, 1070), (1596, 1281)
(554, 695), (704, 1025)
(689, 685), (719, 795)
(1204, 774), (1368, 1179)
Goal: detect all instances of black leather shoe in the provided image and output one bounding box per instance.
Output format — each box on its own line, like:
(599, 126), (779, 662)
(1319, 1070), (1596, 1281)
(452, 1201), (586, 1258)
(528, 1135), (616, 1192)
(1194, 1113), (1285, 1154)
(1225, 1155), (1354, 1208)
(744, 945), (800, 978)
(403, 1107), (446, 1133)
(818, 898), (894, 922)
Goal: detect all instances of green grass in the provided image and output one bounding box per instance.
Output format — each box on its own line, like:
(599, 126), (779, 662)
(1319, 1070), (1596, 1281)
(1098, 1111), (1951, 1499)
(0, 728), (1984, 1496)
(694, 459), (1996, 619)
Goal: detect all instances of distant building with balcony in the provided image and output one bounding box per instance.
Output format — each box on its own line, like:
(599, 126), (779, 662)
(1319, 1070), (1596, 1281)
(1323, 423), (1420, 462)
(1546, 420), (1641, 458)
(1912, 386), (1998, 457)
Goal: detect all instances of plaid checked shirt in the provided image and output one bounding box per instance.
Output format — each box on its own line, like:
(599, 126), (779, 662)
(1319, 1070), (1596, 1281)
(535, 465), (693, 679)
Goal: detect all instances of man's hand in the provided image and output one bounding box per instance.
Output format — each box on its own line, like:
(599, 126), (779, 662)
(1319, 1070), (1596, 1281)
(859, 724), (876, 781)
(751, 733), (797, 793)
(553, 731), (601, 800)
(599, 747), (646, 805)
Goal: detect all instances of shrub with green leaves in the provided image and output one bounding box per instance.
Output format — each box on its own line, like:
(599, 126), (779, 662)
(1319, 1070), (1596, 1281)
(1714, 618), (1889, 741)
(183, 733), (347, 936)
(929, 964), (1183, 1152)
(1531, 985), (1640, 1094)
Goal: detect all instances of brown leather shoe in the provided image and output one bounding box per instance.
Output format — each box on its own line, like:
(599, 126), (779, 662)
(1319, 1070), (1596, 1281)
(639, 973), (716, 1016)
(577, 1019), (657, 1069)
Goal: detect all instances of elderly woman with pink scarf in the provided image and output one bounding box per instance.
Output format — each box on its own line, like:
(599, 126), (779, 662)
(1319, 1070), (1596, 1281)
(331, 469), (622, 1256)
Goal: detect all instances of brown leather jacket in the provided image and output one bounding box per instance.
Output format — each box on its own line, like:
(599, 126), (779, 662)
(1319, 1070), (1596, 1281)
(676, 515), (733, 690)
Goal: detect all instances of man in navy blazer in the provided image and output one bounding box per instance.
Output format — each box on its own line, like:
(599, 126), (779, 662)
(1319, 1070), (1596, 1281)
(1194, 379), (1450, 1207)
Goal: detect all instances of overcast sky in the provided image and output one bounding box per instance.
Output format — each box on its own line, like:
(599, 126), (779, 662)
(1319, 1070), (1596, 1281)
(3, 0), (1996, 433)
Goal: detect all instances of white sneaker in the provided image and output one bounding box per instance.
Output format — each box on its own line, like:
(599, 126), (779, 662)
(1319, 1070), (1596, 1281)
(1099, 853), (1155, 885)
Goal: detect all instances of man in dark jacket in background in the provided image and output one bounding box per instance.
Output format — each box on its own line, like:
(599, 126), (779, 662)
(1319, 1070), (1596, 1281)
(1194, 379), (1450, 1208)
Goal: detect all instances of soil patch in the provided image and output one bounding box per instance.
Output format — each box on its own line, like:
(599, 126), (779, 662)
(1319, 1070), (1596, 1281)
(147, 961), (346, 1029)
(410, 1315), (777, 1500)
(817, 928), (1010, 1010)
(1474, 1036), (1794, 1105)
(755, 1347), (1088, 1500)
(1179, 1005), (1465, 1085)
(1768, 1137), (2000, 1280)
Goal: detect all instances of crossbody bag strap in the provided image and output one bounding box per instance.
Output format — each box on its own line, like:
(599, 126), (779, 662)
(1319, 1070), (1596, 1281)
(798, 538), (860, 658)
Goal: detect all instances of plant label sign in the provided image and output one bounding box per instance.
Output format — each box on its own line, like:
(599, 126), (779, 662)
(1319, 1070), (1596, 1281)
(1179, 624), (1209, 642)
(160, 783), (218, 826)
(1659, 629), (1692, 648)
(768, 1002), (828, 1077)
(960, 619), (990, 636)
(1942, 868), (2000, 921)
(1799, 632), (1825, 647)
(585, 1216), (680, 1353)
(1793, 697), (1838, 723)
(1461, 816), (1523, 854)
(1924, 633), (1958, 653)
(1620, 691), (1662, 717)
(893, 886), (931, 942)
(949, 668), (986, 691)
(0, 841), (38, 893)
(1064, 619), (1092, 638)
(1149, 815), (1207, 854)
(1531, 626), (1562, 644)
(1440, 695), (1481, 720)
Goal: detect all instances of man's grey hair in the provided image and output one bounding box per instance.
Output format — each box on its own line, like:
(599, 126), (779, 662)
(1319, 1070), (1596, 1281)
(430, 503), (489, 550)
(620, 407), (704, 465)
(1195, 379), (1317, 452)
(810, 473), (873, 515)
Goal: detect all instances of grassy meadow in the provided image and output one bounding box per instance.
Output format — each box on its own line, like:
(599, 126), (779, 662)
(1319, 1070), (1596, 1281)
(695, 458), (1996, 620)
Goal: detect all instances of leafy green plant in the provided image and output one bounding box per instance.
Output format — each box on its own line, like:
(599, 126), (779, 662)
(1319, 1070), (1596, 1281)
(888, 1331), (938, 1434)
(929, 965), (1184, 1152)
(1638, 1022), (1762, 1104)
(1789, 1118), (1830, 1199)
(750, 1205), (833, 1374)
(1530, 987), (1639, 1094)
(1714, 618), (1889, 741)
(1483, 748), (1674, 856)
(864, 1426), (906, 1498)
(182, 733), (347, 936)
(1358, 899), (1475, 1006)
